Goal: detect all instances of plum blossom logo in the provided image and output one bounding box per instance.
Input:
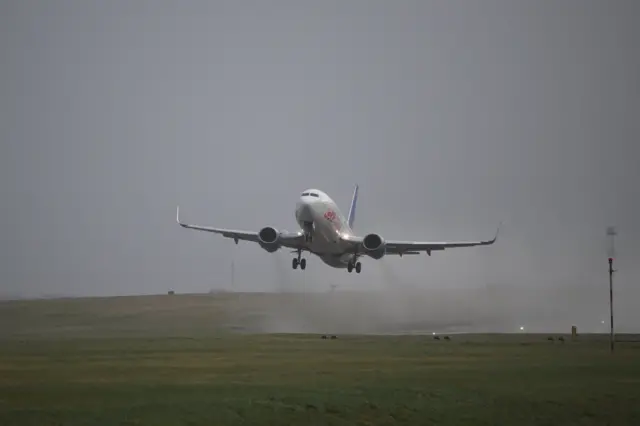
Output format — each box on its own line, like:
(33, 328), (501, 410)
(324, 210), (337, 221)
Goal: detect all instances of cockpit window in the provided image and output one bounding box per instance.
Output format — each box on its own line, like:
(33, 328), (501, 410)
(301, 192), (309, 196)
(309, 192), (319, 197)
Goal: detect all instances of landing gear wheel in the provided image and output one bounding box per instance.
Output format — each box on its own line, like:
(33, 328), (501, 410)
(347, 256), (360, 273)
(300, 258), (306, 270)
(292, 258), (299, 269)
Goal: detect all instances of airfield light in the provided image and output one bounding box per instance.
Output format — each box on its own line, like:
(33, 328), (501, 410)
(519, 326), (524, 331)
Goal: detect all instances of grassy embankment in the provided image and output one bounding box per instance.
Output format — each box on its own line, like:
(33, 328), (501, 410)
(1, 294), (639, 425)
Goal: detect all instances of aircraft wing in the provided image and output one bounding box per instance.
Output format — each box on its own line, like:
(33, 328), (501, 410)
(176, 206), (306, 248)
(383, 250), (421, 256)
(384, 233), (498, 255)
(344, 224), (500, 256)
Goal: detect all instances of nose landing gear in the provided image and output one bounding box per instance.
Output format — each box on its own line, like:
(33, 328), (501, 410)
(302, 221), (314, 243)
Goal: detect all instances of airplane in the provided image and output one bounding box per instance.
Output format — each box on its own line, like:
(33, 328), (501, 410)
(176, 185), (499, 273)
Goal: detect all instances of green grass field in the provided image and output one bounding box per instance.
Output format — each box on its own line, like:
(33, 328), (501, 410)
(1, 294), (639, 425)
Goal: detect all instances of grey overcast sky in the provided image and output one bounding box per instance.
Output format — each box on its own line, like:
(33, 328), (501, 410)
(1, 1), (638, 300)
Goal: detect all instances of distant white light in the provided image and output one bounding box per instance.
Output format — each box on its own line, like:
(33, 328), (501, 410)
(519, 326), (524, 331)
(432, 332), (436, 335)
(601, 320), (605, 324)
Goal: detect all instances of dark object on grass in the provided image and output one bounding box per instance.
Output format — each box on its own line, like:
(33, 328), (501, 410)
(433, 335), (440, 340)
(321, 335), (327, 339)
(330, 335), (337, 340)
(548, 336), (554, 341)
(168, 290), (175, 295)
(444, 336), (451, 341)
(558, 336), (565, 343)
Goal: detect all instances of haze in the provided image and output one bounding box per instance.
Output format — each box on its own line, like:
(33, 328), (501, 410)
(1, 1), (638, 331)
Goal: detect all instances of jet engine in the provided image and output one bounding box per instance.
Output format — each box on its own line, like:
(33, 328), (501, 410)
(258, 226), (281, 252)
(362, 233), (386, 259)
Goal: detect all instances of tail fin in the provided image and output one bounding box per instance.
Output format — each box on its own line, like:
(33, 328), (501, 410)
(347, 184), (359, 230)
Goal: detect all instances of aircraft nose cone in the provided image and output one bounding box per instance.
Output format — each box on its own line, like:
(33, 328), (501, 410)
(296, 199), (315, 222)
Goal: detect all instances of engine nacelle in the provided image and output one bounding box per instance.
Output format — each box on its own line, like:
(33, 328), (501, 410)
(258, 226), (281, 252)
(362, 233), (386, 259)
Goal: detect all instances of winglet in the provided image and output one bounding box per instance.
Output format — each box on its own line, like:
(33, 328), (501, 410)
(176, 205), (182, 226)
(347, 184), (359, 230)
(492, 221), (502, 243)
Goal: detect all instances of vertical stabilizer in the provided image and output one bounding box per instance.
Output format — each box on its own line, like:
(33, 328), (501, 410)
(347, 184), (359, 230)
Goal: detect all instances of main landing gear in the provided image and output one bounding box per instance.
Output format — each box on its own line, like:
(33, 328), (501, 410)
(292, 249), (306, 270)
(347, 259), (361, 273)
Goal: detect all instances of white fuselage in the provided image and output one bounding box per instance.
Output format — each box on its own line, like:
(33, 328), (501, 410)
(294, 189), (356, 268)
